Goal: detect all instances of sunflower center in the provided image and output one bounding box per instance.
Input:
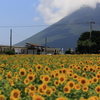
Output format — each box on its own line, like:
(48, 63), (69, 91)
(69, 83), (73, 87)
(45, 77), (49, 81)
(30, 86), (35, 91)
(0, 96), (4, 100)
(29, 76), (33, 80)
(81, 80), (86, 84)
(97, 88), (100, 93)
(21, 71), (25, 75)
(13, 92), (19, 98)
(60, 77), (64, 81)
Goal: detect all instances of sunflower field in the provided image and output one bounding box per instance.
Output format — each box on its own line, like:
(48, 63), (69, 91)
(0, 54), (100, 100)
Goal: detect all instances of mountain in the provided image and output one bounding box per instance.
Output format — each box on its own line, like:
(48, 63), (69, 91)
(15, 3), (100, 52)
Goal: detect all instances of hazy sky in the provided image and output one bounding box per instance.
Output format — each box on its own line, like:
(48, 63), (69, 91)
(0, 0), (100, 45)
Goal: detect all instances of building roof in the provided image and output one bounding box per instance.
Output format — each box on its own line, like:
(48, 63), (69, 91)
(26, 43), (44, 47)
(0, 45), (26, 48)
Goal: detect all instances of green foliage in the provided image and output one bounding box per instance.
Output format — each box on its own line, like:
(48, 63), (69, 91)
(76, 31), (100, 54)
(65, 48), (72, 54)
(65, 48), (74, 54)
(4, 49), (15, 55)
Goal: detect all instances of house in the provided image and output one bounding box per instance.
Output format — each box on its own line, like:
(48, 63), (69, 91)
(0, 43), (60, 54)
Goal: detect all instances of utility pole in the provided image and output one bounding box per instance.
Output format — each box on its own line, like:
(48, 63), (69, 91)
(87, 21), (95, 38)
(45, 37), (47, 54)
(10, 29), (12, 49)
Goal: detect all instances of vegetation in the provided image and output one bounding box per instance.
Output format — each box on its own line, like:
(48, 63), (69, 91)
(0, 54), (100, 100)
(65, 48), (74, 54)
(4, 49), (15, 55)
(76, 31), (100, 54)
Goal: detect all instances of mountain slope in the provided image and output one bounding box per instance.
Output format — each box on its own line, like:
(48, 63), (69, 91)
(15, 3), (100, 52)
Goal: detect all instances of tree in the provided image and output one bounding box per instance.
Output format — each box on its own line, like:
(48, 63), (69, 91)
(65, 48), (72, 54)
(4, 49), (15, 55)
(65, 48), (74, 54)
(76, 31), (100, 54)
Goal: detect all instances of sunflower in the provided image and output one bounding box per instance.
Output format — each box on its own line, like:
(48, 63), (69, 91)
(38, 85), (45, 95)
(79, 77), (89, 86)
(24, 87), (29, 93)
(19, 68), (26, 77)
(29, 84), (36, 92)
(82, 85), (88, 92)
(14, 72), (17, 76)
(60, 64), (64, 68)
(28, 68), (33, 74)
(82, 73), (87, 77)
(82, 67), (88, 72)
(45, 87), (53, 96)
(92, 77), (98, 83)
(41, 83), (48, 91)
(97, 66), (100, 70)
(97, 71), (100, 74)
(10, 89), (20, 100)
(44, 66), (50, 72)
(96, 73), (100, 79)
(79, 97), (86, 100)
(92, 96), (99, 100)
(59, 69), (63, 74)
(54, 80), (60, 86)
(67, 68), (73, 73)
(8, 79), (14, 86)
(89, 66), (94, 72)
(62, 68), (67, 74)
(29, 90), (35, 97)
(0, 95), (5, 100)
(88, 79), (92, 84)
(51, 86), (56, 92)
(42, 75), (50, 83)
(75, 84), (81, 90)
(88, 97), (96, 100)
(40, 75), (44, 81)
(36, 64), (42, 72)
(88, 74), (93, 78)
(95, 85), (100, 93)
(76, 66), (81, 70)
(67, 72), (73, 78)
(92, 69), (96, 73)
(24, 78), (30, 85)
(56, 97), (67, 100)
(67, 80), (75, 89)
(79, 62), (83, 65)
(63, 85), (71, 93)
(73, 73), (78, 80)
(27, 74), (35, 82)
(6, 71), (12, 79)
(58, 74), (66, 84)
(54, 72), (59, 77)
(33, 95), (45, 100)
(69, 64), (73, 69)
(50, 73), (55, 79)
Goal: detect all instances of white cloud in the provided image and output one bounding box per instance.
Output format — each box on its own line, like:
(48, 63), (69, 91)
(33, 17), (40, 21)
(37, 0), (100, 24)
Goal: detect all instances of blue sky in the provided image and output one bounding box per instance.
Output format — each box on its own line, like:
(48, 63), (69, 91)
(0, 0), (46, 45)
(0, 0), (100, 45)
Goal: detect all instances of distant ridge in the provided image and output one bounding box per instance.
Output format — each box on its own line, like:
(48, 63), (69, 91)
(15, 3), (100, 52)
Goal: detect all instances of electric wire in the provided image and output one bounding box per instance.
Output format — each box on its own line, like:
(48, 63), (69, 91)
(0, 22), (99, 28)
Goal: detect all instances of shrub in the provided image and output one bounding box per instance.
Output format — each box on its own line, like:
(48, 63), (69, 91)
(4, 49), (15, 55)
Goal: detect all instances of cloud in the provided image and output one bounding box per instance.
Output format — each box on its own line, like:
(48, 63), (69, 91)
(33, 17), (40, 21)
(37, 0), (100, 24)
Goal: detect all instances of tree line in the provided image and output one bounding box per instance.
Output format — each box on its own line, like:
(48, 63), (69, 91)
(65, 31), (100, 54)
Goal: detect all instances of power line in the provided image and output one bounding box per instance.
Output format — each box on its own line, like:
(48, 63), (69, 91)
(13, 31), (28, 39)
(0, 22), (98, 28)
